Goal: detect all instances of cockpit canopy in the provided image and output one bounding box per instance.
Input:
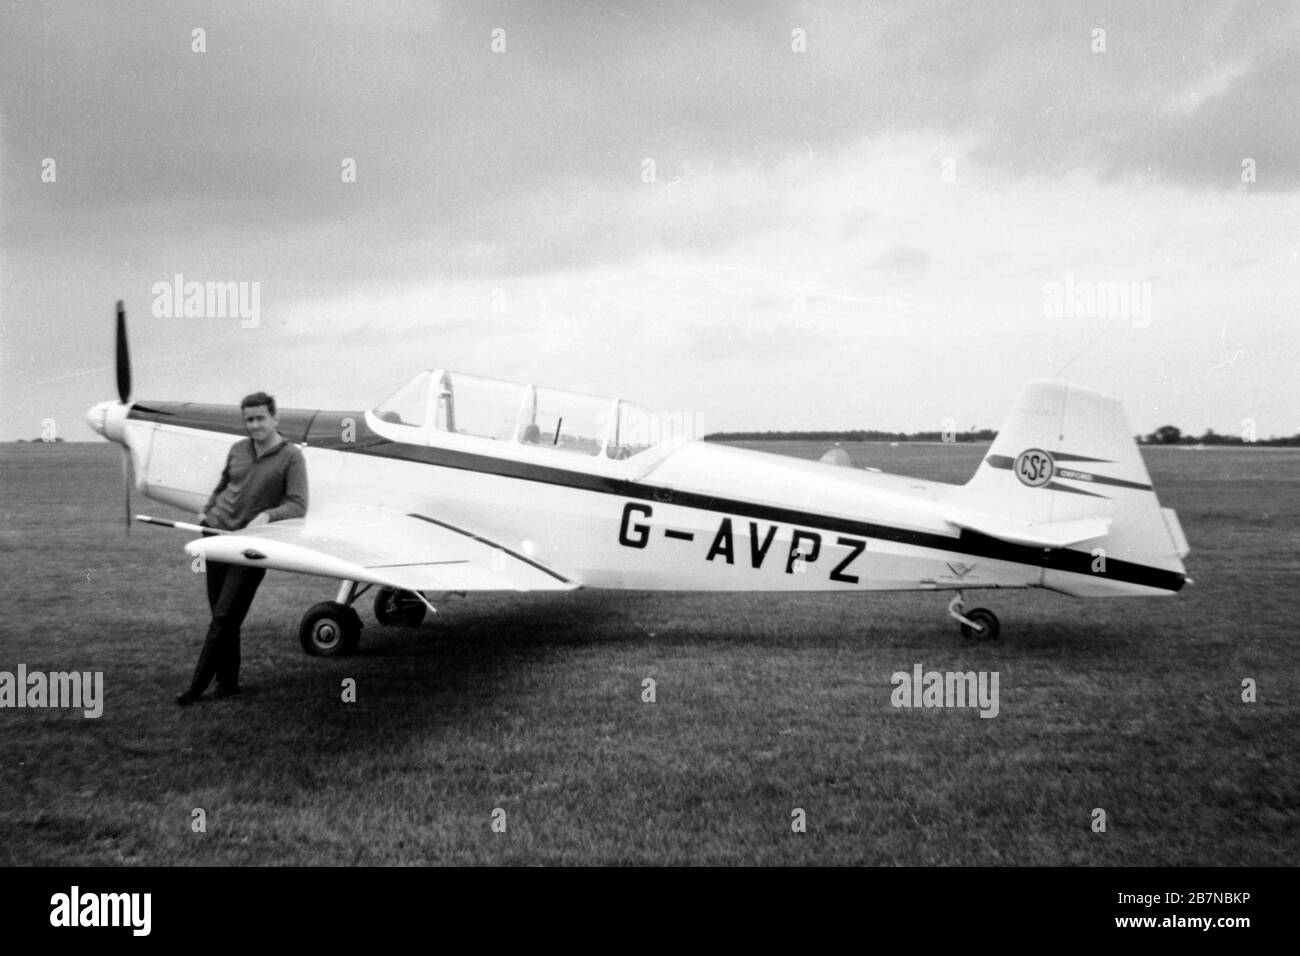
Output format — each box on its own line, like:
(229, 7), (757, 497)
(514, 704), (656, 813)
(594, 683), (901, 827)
(373, 370), (683, 459)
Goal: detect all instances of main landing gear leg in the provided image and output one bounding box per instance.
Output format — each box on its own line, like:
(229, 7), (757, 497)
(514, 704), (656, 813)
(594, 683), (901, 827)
(298, 580), (366, 656)
(947, 591), (1000, 642)
(374, 587), (435, 627)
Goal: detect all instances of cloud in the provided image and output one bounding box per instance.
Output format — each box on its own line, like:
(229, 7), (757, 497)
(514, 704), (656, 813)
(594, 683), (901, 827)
(870, 246), (931, 282)
(6, 1), (1294, 255)
(2, 1), (1297, 440)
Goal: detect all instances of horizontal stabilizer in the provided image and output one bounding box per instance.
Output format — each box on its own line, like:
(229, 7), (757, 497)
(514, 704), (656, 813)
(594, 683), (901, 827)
(943, 508), (1112, 549)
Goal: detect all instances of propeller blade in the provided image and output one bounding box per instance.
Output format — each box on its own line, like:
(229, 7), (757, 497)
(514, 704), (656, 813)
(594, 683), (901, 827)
(115, 300), (131, 404)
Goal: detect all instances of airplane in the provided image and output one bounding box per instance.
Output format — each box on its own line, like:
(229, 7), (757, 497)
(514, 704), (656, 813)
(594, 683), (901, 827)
(86, 302), (1190, 655)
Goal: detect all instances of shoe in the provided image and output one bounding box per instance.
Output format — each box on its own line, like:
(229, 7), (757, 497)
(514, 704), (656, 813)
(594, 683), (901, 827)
(214, 685), (242, 699)
(176, 690), (201, 706)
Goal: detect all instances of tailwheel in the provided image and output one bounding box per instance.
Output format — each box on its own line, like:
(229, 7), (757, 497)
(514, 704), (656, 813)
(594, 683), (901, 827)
(374, 587), (428, 627)
(299, 601), (362, 656)
(960, 608), (1000, 642)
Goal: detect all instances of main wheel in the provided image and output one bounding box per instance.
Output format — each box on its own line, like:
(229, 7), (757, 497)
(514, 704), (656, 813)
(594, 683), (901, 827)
(299, 601), (362, 656)
(960, 608), (999, 642)
(373, 588), (428, 627)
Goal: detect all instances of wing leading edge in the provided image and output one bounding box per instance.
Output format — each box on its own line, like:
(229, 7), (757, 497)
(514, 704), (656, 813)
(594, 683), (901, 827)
(184, 506), (577, 592)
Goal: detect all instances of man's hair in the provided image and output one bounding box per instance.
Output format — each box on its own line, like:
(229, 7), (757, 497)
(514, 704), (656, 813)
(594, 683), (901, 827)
(240, 391), (277, 416)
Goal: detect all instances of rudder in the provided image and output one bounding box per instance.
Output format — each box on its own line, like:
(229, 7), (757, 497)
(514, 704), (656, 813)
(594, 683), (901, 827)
(950, 379), (1187, 595)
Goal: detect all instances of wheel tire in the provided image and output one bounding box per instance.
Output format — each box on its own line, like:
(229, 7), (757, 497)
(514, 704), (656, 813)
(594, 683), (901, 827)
(299, 601), (362, 656)
(373, 588), (428, 627)
(960, 608), (999, 642)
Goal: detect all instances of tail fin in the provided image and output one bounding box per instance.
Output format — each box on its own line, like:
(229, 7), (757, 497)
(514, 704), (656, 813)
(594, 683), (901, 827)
(947, 379), (1188, 596)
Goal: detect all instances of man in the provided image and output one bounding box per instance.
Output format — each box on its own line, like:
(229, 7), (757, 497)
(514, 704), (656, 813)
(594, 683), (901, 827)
(176, 392), (308, 705)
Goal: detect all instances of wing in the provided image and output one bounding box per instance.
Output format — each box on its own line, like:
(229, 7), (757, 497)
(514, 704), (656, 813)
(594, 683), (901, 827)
(184, 506), (577, 591)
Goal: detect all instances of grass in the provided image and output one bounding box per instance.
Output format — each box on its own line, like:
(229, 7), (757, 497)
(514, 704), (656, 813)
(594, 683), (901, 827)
(0, 441), (1296, 864)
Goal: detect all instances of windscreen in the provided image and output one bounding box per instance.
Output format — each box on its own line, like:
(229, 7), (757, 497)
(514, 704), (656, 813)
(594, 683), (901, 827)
(373, 370), (432, 427)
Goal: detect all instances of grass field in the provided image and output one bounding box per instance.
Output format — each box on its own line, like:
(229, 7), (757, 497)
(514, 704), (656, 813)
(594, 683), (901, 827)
(1, 441), (1296, 865)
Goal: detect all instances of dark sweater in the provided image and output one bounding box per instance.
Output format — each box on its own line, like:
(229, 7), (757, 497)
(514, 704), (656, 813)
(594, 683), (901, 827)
(202, 437), (308, 531)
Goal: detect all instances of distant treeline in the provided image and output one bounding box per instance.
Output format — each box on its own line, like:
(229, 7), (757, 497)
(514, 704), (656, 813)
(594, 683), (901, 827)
(1136, 426), (1300, 447)
(705, 425), (1300, 446)
(705, 429), (999, 443)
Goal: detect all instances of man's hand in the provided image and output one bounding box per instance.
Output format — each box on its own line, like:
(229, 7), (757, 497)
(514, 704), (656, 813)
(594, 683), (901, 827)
(246, 512), (271, 528)
(197, 512), (208, 524)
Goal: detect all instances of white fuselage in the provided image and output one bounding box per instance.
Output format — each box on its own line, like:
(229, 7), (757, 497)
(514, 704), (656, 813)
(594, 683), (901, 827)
(106, 407), (1075, 596)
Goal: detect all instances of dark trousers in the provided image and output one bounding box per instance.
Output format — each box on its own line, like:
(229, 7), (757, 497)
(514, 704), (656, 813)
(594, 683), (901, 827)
(188, 561), (266, 696)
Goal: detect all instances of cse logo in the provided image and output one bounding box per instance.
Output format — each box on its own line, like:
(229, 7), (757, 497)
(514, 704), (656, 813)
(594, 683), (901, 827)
(1014, 448), (1054, 487)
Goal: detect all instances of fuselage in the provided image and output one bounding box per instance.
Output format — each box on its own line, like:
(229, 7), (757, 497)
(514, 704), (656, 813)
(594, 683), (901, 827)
(87, 399), (1185, 597)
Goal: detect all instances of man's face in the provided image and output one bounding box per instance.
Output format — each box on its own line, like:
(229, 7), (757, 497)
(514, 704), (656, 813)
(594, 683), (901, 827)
(242, 404), (278, 442)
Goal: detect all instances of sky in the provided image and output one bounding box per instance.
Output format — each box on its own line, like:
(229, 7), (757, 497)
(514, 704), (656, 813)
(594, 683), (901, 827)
(2, 0), (1298, 441)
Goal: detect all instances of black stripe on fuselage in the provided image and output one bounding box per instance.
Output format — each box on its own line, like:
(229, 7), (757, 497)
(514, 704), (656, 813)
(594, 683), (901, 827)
(127, 402), (1185, 592)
